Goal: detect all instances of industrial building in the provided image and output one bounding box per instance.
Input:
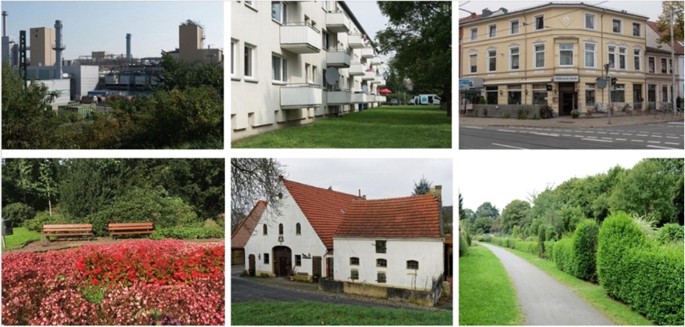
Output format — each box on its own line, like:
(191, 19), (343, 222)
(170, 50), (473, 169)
(231, 1), (388, 140)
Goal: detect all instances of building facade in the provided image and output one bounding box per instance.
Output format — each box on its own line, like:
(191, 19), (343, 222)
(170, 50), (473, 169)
(461, 3), (650, 115)
(179, 20), (222, 64)
(646, 21), (683, 109)
(230, 1), (387, 140)
(29, 26), (55, 66)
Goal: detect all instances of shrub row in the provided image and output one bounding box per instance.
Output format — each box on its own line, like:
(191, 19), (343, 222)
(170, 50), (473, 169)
(151, 221), (224, 240)
(486, 237), (542, 257)
(597, 212), (684, 325)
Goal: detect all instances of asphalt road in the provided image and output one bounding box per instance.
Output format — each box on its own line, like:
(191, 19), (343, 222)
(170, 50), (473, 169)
(460, 122), (684, 149)
(479, 243), (614, 325)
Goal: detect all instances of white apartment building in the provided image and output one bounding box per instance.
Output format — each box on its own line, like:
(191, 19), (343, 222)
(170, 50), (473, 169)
(231, 1), (387, 140)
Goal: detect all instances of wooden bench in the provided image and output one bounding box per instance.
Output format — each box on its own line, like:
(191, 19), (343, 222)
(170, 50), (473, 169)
(108, 222), (154, 238)
(42, 224), (94, 241)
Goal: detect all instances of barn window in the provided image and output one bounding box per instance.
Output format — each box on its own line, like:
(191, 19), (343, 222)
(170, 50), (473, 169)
(296, 223), (301, 235)
(375, 240), (387, 253)
(264, 253), (269, 264)
(350, 257), (359, 265)
(377, 272), (386, 283)
(407, 260), (419, 269)
(263, 224), (267, 235)
(351, 269), (359, 280)
(295, 255), (301, 266)
(376, 258), (387, 267)
(278, 223), (283, 235)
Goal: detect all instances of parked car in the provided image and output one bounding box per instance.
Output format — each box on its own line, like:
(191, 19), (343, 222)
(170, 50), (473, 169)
(387, 99), (399, 105)
(409, 94), (441, 105)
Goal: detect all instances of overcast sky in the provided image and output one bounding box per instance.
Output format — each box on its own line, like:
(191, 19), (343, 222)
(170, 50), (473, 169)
(459, 0), (665, 22)
(2, 1), (223, 60)
(457, 152), (674, 212)
(346, 1), (392, 62)
(278, 158), (453, 206)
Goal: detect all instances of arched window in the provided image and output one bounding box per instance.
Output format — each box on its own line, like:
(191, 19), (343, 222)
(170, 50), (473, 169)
(376, 258), (387, 267)
(296, 223), (301, 235)
(263, 224), (267, 235)
(279, 223), (284, 235)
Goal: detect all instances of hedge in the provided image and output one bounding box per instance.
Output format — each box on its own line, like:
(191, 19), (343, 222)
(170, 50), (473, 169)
(571, 220), (599, 281)
(553, 238), (573, 274)
(597, 212), (684, 325)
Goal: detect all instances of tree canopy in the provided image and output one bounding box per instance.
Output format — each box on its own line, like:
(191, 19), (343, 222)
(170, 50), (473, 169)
(656, 1), (684, 44)
(231, 158), (286, 229)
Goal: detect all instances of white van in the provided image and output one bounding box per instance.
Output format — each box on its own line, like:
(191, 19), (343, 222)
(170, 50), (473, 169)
(410, 94), (441, 105)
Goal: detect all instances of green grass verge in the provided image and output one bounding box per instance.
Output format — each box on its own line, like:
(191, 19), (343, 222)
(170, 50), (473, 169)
(232, 300), (452, 325)
(494, 244), (654, 325)
(232, 106), (451, 148)
(459, 244), (522, 325)
(3, 227), (42, 250)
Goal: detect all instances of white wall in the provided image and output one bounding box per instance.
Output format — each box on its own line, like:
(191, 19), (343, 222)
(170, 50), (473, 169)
(333, 237), (444, 291)
(64, 64), (99, 100)
(243, 187), (328, 277)
(37, 79), (70, 105)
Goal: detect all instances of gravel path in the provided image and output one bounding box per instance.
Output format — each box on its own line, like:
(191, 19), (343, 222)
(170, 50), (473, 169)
(479, 243), (614, 325)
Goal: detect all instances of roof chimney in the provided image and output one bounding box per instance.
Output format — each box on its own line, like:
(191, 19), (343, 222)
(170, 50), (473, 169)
(482, 8), (492, 17)
(126, 33), (131, 62)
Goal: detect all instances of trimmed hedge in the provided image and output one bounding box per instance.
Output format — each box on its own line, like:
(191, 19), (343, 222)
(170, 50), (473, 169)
(487, 236), (539, 256)
(553, 238), (573, 274)
(571, 220), (599, 281)
(655, 223), (684, 245)
(597, 212), (684, 325)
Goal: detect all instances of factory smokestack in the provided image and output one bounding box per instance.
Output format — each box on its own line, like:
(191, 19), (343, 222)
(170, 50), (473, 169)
(2, 11), (7, 37)
(2, 11), (9, 65)
(53, 20), (65, 78)
(126, 33), (131, 61)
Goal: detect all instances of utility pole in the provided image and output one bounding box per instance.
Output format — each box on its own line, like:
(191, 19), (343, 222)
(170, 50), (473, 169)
(670, 7), (677, 116)
(604, 63), (611, 124)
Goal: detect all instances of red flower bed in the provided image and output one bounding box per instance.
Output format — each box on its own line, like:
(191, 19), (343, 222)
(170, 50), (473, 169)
(2, 240), (224, 325)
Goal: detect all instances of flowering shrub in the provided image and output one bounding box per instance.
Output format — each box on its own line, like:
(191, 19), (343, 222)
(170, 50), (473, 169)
(2, 240), (224, 325)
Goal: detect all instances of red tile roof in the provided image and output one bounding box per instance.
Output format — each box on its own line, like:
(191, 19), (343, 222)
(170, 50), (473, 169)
(231, 200), (267, 249)
(282, 179), (358, 249)
(336, 194), (441, 238)
(648, 21), (684, 55)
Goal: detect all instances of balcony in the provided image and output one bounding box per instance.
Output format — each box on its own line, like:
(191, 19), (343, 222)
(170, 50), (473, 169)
(377, 95), (387, 102)
(360, 47), (374, 59)
(348, 34), (365, 49)
(280, 84), (323, 108)
(351, 92), (367, 103)
(349, 63), (365, 76)
(326, 51), (351, 67)
(326, 12), (350, 33)
(280, 24), (321, 54)
(377, 78), (386, 86)
(326, 90), (352, 104)
(362, 71), (375, 81)
(368, 57), (381, 66)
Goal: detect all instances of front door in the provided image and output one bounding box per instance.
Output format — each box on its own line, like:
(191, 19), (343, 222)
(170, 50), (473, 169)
(273, 246), (292, 277)
(248, 254), (256, 277)
(312, 256), (322, 278)
(326, 257), (334, 278)
(559, 82), (575, 115)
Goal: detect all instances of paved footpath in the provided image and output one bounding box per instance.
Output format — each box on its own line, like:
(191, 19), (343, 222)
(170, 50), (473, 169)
(479, 243), (614, 326)
(460, 112), (683, 128)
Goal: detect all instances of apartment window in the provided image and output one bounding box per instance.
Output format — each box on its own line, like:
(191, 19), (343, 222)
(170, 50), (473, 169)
(669, 59), (673, 73)
(231, 40), (237, 76)
(608, 46), (616, 69)
(632, 23), (640, 37)
(470, 28), (477, 41)
(488, 49), (497, 72)
(271, 2), (287, 24)
(662, 85), (669, 102)
(295, 255), (301, 267)
(613, 19), (622, 33)
(377, 272), (386, 283)
(351, 269), (359, 280)
(322, 31), (329, 50)
(508, 85), (522, 104)
(375, 240), (387, 253)
(376, 258), (387, 267)
(469, 54), (477, 73)
(489, 24), (496, 38)
(535, 44), (545, 68)
(295, 223), (301, 235)
(272, 55), (287, 82)
(585, 13), (595, 29)
(510, 47), (520, 70)
(533, 84), (547, 105)
(278, 223), (283, 235)
(486, 86), (498, 104)
(661, 58), (667, 73)
(312, 65), (318, 85)
(559, 44), (573, 66)
(619, 48), (626, 70)
(612, 84), (625, 102)
(649, 57), (655, 73)
(535, 15), (544, 30)
(350, 257), (359, 265)
(586, 83), (596, 106)
(407, 260), (419, 270)
(305, 63), (311, 83)
(511, 20), (519, 34)
(648, 84), (656, 102)
(244, 45), (255, 78)
(264, 253), (269, 264)
(262, 224), (267, 235)
(634, 49), (641, 71)
(585, 43), (595, 68)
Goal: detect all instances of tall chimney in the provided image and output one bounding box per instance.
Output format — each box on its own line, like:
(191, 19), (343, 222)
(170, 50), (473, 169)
(126, 33), (131, 61)
(2, 11), (8, 65)
(53, 20), (65, 78)
(2, 11), (7, 37)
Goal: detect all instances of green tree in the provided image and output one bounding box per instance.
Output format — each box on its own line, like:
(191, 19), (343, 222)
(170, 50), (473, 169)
(36, 160), (58, 215)
(412, 176), (432, 195)
(376, 1), (452, 115)
(475, 202), (499, 218)
(474, 217), (493, 234)
(656, 1), (684, 44)
(500, 199), (531, 234)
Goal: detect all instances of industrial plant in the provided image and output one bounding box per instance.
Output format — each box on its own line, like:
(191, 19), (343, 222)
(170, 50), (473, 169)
(1, 11), (223, 114)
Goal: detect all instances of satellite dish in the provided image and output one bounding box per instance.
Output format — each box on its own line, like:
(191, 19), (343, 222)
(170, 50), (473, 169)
(325, 68), (340, 86)
(362, 85), (369, 93)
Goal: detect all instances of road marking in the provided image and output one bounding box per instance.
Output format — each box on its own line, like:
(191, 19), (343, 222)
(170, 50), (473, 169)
(651, 135), (663, 138)
(596, 131), (607, 134)
(531, 132), (559, 137)
(631, 139), (644, 143)
(573, 135), (585, 138)
(582, 138), (613, 142)
(622, 133), (633, 136)
(561, 134), (572, 137)
(636, 134), (648, 137)
(497, 129), (518, 133)
(601, 137), (613, 140)
(647, 145), (680, 149)
(616, 138), (627, 141)
(665, 142), (681, 146)
(667, 136), (680, 139)
(463, 126), (484, 129)
(647, 141), (661, 144)
(492, 143), (527, 149)
(609, 132), (620, 135)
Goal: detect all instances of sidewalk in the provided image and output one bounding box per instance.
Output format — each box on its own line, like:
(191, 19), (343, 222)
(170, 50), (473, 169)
(461, 112), (684, 128)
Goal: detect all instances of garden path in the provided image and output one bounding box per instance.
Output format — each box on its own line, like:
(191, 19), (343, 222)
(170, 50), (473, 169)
(479, 242), (614, 325)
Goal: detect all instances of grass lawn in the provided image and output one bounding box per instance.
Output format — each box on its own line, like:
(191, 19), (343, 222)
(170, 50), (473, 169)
(231, 301), (452, 325)
(3, 227), (42, 250)
(459, 244), (522, 325)
(494, 245), (654, 325)
(232, 105), (451, 148)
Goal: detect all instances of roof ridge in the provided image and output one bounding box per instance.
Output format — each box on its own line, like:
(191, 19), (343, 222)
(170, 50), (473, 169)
(283, 178), (359, 199)
(231, 200), (267, 239)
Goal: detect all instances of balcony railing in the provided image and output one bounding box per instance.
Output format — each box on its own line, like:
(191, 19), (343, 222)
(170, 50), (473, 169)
(280, 24), (321, 54)
(326, 11), (350, 33)
(281, 84), (323, 108)
(326, 90), (352, 104)
(368, 57), (381, 66)
(349, 63), (365, 76)
(348, 34), (365, 49)
(326, 51), (351, 68)
(362, 71), (375, 80)
(360, 47), (374, 59)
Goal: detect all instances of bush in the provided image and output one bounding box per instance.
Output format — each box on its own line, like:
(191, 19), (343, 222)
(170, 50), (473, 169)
(571, 220), (599, 281)
(543, 241), (556, 260)
(655, 223), (684, 245)
(151, 221), (224, 240)
(3, 203), (36, 227)
(553, 237), (573, 274)
(23, 211), (70, 232)
(516, 108), (529, 119)
(459, 231), (468, 257)
(597, 212), (684, 325)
